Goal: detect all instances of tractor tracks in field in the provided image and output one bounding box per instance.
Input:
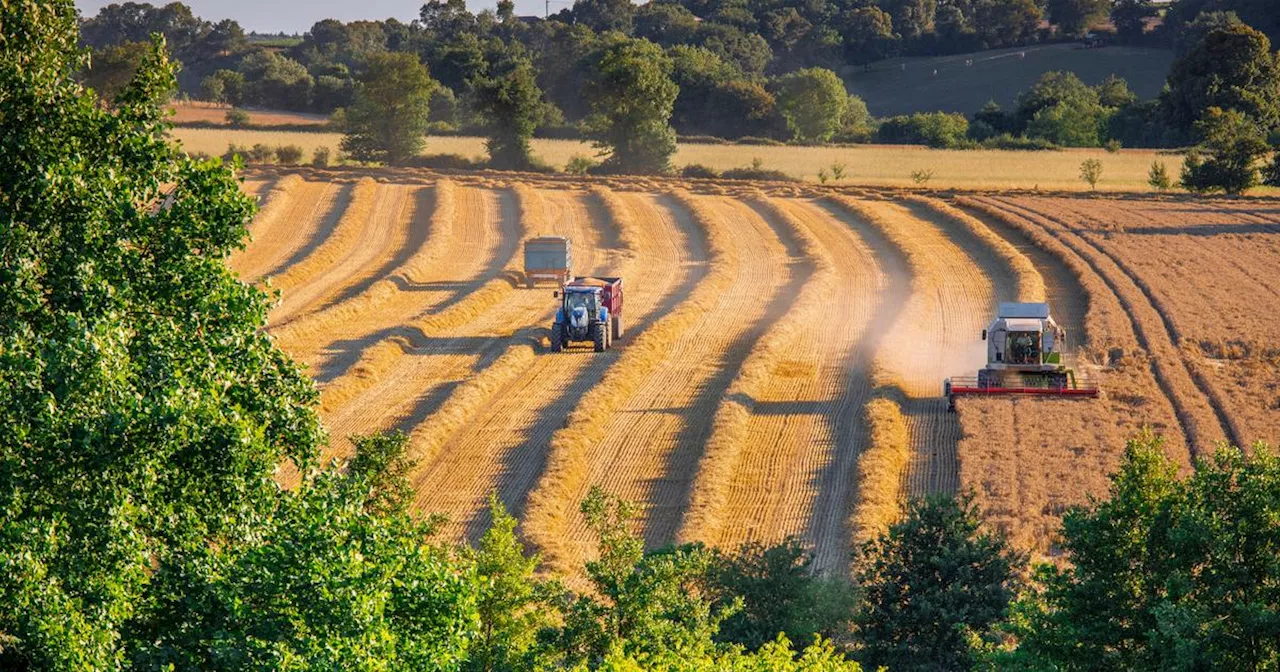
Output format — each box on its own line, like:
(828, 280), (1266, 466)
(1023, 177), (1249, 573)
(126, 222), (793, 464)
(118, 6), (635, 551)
(976, 197), (1235, 455)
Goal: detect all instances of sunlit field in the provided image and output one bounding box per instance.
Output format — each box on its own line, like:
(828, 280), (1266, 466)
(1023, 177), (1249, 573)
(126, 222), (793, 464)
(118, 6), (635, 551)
(172, 127), (1200, 192)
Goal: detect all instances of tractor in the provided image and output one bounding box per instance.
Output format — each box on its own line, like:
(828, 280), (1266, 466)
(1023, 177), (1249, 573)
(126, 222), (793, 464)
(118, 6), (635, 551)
(550, 277), (623, 353)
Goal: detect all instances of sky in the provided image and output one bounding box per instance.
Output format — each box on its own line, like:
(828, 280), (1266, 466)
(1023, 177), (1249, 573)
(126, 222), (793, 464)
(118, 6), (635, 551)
(73, 0), (568, 34)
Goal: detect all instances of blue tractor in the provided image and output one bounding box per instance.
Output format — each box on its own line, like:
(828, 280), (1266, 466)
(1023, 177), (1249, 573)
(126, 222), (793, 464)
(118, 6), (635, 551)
(550, 277), (623, 353)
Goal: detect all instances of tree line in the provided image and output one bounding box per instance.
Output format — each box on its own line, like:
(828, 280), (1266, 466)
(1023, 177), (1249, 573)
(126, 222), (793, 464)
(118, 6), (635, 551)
(4, 3), (1280, 668)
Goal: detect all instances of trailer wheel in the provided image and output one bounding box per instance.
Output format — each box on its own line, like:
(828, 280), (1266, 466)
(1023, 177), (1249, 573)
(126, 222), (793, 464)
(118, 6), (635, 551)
(612, 314), (623, 341)
(551, 324), (565, 353)
(592, 323), (606, 352)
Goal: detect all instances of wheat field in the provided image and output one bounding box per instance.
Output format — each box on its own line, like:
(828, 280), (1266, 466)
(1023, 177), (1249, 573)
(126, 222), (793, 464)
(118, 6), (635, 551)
(231, 165), (1277, 570)
(172, 127), (1213, 192)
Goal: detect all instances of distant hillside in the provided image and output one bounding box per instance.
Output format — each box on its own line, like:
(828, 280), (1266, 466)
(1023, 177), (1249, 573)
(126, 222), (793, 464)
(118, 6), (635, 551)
(844, 43), (1175, 117)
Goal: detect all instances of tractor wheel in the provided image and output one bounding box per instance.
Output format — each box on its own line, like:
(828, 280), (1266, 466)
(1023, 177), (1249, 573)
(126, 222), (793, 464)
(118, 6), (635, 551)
(526, 277), (535, 289)
(612, 313), (623, 341)
(550, 324), (565, 353)
(592, 323), (606, 352)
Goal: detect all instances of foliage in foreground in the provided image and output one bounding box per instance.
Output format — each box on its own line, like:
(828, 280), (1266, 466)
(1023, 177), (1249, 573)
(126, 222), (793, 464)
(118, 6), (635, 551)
(995, 432), (1280, 670)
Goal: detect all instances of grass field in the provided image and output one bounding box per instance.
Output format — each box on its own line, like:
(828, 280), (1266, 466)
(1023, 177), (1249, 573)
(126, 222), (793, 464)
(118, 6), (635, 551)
(175, 127), (1200, 192)
(843, 43), (1176, 116)
(232, 167), (1277, 570)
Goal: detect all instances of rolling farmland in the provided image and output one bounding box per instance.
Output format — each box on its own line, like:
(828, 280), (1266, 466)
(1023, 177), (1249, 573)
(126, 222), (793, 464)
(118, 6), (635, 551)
(234, 167), (1279, 572)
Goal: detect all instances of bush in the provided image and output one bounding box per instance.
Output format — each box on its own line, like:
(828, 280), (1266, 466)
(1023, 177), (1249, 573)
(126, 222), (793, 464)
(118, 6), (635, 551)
(312, 146), (331, 167)
(1104, 138), (1123, 153)
(877, 112), (970, 148)
(722, 160), (797, 181)
(677, 135), (730, 145)
(680, 163), (721, 178)
(564, 154), (599, 175)
(1264, 153), (1280, 187)
(403, 153), (483, 170)
(1147, 160), (1172, 191)
(223, 143), (246, 162)
(911, 169), (936, 186)
(224, 107), (250, 128)
(247, 143), (274, 163)
(274, 145), (304, 165)
(1080, 158), (1103, 190)
(425, 120), (458, 135)
(736, 136), (785, 146)
(980, 134), (1060, 151)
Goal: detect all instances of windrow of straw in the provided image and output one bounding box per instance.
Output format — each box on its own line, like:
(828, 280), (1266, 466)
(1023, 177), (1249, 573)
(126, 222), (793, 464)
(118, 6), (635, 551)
(850, 390), (910, 548)
(267, 177), (378, 292)
(271, 179), (456, 346)
(316, 185), (539, 415)
(229, 173), (303, 272)
(588, 186), (642, 258)
(828, 196), (927, 298)
(675, 192), (832, 546)
(406, 185), (644, 492)
(904, 195), (1046, 303)
(522, 188), (739, 573)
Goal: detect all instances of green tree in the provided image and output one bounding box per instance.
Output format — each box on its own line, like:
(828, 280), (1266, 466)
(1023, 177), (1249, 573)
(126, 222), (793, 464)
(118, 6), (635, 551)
(342, 51), (438, 164)
(556, 488), (733, 666)
(854, 495), (1025, 672)
(974, 0), (1043, 47)
(465, 495), (559, 672)
(471, 58), (545, 171)
(127, 434), (478, 669)
(1180, 106), (1271, 194)
(1000, 433), (1280, 670)
(202, 68), (245, 105)
(572, 0), (637, 34)
(1079, 157), (1103, 188)
(584, 37), (679, 173)
(706, 538), (855, 651)
(0, 5), (323, 665)
(1046, 0), (1110, 38)
(696, 22), (774, 75)
(239, 49), (314, 110)
(636, 2), (700, 44)
(772, 67), (850, 143)
(82, 40), (153, 103)
(840, 6), (898, 68)
(1110, 0), (1156, 42)
(1163, 23), (1280, 134)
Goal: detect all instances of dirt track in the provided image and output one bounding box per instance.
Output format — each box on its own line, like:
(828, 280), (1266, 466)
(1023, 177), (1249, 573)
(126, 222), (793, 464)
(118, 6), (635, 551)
(236, 168), (1278, 568)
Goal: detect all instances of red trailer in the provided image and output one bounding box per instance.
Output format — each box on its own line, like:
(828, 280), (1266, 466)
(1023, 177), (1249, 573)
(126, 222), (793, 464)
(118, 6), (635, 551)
(551, 276), (624, 352)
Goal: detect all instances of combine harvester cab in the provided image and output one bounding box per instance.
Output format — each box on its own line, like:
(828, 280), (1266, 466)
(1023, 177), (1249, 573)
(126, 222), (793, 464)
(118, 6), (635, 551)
(524, 236), (572, 288)
(944, 302), (1098, 410)
(550, 277), (624, 353)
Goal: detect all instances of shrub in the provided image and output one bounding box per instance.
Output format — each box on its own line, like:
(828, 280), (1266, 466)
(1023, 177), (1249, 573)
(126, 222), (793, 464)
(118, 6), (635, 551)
(680, 163), (721, 179)
(818, 167), (830, 183)
(1080, 158), (1103, 189)
(311, 146), (331, 167)
(565, 154), (599, 175)
(247, 143), (274, 163)
(1180, 107), (1270, 195)
(1147, 160), (1171, 191)
(910, 169), (935, 186)
(830, 162), (847, 180)
(404, 153), (483, 170)
(1104, 138), (1123, 153)
(425, 120), (458, 135)
(722, 164), (796, 181)
(736, 136), (785, 146)
(224, 107), (250, 128)
(678, 135), (730, 145)
(876, 111), (970, 148)
(274, 145), (304, 165)
(223, 143), (246, 162)
(980, 134), (1060, 150)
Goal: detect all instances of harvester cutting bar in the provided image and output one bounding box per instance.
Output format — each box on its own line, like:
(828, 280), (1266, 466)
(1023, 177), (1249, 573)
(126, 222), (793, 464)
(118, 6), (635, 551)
(944, 375), (1099, 410)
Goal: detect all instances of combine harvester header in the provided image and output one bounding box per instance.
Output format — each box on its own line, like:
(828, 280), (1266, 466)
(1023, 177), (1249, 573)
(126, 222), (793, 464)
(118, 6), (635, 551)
(944, 302), (1098, 409)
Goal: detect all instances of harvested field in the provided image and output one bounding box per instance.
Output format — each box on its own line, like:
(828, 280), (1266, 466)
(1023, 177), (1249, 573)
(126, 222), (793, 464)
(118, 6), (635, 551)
(232, 165), (1277, 571)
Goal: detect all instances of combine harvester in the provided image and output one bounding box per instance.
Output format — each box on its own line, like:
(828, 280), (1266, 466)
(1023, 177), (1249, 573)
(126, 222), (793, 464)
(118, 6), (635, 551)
(944, 302), (1098, 410)
(550, 277), (624, 353)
